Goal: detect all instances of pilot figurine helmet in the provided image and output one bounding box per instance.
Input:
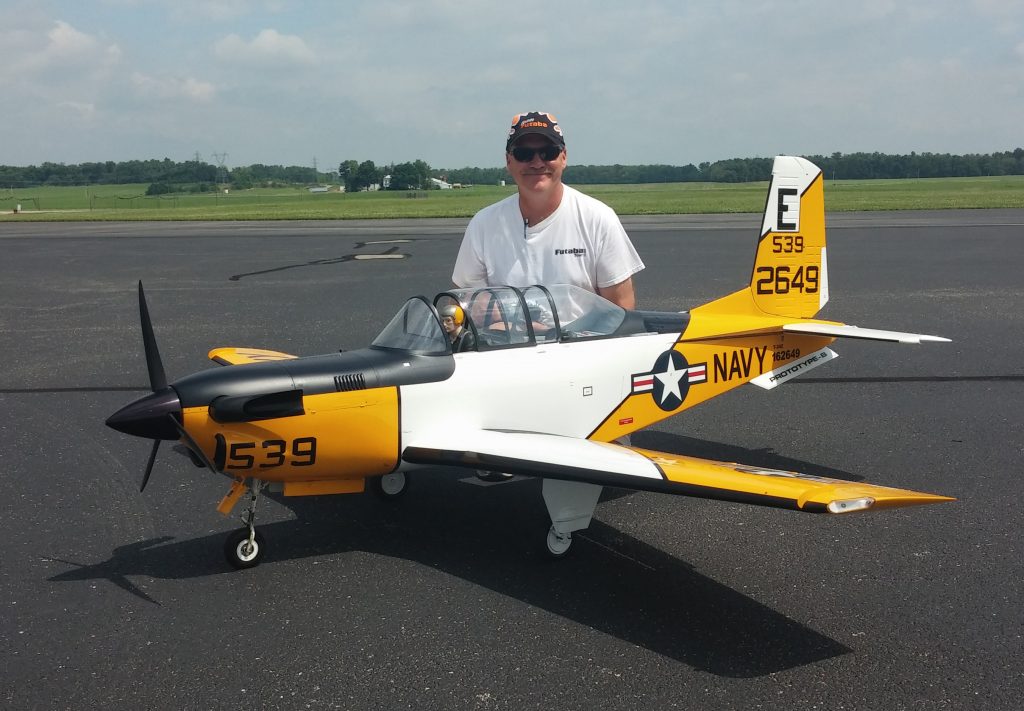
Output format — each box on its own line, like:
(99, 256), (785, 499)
(440, 304), (465, 338)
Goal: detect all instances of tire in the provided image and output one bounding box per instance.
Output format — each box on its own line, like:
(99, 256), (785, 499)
(545, 526), (573, 559)
(371, 471), (408, 500)
(224, 528), (266, 569)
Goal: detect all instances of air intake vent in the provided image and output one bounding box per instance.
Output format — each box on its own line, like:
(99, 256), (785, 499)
(334, 373), (366, 391)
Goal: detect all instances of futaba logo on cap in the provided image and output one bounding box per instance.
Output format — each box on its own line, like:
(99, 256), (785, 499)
(508, 112), (563, 142)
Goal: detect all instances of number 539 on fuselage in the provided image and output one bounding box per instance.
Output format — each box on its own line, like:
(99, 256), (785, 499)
(107, 156), (954, 569)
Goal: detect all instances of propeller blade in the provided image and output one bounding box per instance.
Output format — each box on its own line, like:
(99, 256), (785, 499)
(140, 438), (161, 492)
(138, 281), (167, 392)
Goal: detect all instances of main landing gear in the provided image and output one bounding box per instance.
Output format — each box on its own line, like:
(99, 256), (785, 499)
(371, 471), (409, 499)
(541, 479), (603, 560)
(545, 526), (573, 558)
(224, 480), (267, 569)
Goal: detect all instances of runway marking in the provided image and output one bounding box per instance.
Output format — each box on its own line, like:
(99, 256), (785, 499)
(354, 239), (414, 248)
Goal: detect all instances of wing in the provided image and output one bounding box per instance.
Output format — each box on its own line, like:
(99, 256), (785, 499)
(208, 347), (298, 366)
(403, 430), (953, 514)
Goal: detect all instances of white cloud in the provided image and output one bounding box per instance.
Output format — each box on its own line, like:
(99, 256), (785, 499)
(131, 72), (216, 102)
(213, 29), (315, 65)
(8, 20), (121, 75)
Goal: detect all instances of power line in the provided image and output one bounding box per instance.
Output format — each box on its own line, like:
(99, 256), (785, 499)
(211, 152), (228, 184)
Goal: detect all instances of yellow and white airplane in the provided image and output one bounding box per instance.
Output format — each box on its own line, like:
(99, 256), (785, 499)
(107, 156), (954, 568)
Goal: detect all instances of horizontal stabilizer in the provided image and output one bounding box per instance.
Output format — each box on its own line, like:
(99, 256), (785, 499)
(403, 430), (954, 514)
(782, 323), (951, 344)
(209, 347), (298, 366)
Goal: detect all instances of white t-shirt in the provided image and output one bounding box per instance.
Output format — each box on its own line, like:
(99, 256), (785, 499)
(452, 185), (644, 292)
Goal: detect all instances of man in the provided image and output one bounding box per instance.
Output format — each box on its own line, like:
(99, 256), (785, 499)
(454, 113), (643, 484)
(452, 112), (644, 309)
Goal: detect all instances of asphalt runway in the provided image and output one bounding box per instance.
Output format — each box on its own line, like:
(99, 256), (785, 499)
(1, 210), (1022, 709)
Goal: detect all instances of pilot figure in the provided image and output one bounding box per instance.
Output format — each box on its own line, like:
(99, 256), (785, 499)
(440, 304), (474, 352)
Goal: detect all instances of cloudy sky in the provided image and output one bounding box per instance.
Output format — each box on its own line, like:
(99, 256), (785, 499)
(1, 0), (1022, 171)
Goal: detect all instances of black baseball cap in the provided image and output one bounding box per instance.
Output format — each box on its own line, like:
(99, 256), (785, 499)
(506, 111), (565, 151)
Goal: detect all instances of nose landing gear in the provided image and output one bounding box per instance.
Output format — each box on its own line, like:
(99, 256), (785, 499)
(224, 480), (267, 569)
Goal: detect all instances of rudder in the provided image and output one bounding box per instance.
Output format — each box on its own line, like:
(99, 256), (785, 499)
(750, 156), (829, 318)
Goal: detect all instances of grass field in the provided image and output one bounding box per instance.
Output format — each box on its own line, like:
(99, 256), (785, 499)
(1, 175), (1022, 221)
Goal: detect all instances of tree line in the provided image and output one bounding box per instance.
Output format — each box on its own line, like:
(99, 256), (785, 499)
(2, 149), (1022, 190)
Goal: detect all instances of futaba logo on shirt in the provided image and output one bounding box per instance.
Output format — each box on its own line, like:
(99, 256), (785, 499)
(555, 247), (587, 257)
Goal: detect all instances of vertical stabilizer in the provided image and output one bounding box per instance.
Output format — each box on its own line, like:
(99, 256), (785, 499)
(751, 156), (829, 318)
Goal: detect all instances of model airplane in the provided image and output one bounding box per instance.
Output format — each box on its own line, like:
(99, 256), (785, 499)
(107, 156), (954, 568)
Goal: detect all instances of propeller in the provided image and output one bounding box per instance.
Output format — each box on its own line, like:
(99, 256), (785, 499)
(102, 282), (183, 491)
(108, 282), (221, 491)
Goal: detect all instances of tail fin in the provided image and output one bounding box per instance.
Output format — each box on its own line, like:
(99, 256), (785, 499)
(750, 156), (829, 318)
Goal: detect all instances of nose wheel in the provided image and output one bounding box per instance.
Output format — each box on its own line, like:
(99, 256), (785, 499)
(224, 480), (268, 569)
(225, 527), (266, 569)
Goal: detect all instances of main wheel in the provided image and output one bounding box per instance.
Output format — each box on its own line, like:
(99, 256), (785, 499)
(224, 528), (266, 569)
(371, 471), (408, 500)
(545, 526), (573, 559)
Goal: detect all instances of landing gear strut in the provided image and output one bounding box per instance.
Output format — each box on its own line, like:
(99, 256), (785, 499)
(224, 480), (267, 569)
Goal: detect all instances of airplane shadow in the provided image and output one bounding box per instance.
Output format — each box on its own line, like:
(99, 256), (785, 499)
(49, 448), (854, 677)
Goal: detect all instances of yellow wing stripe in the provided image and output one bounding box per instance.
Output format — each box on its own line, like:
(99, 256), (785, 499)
(208, 347), (298, 365)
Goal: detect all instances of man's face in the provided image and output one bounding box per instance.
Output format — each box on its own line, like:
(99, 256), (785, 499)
(506, 135), (566, 194)
(442, 316), (457, 334)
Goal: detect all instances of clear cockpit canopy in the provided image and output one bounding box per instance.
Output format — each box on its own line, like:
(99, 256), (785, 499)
(443, 284), (626, 349)
(371, 284), (628, 356)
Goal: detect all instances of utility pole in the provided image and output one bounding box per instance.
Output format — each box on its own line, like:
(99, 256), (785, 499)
(211, 152), (229, 185)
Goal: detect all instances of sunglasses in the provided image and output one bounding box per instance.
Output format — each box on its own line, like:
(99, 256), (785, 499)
(510, 144), (563, 162)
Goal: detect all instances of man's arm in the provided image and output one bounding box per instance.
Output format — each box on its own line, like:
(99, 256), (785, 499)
(597, 278), (636, 310)
(452, 220), (487, 288)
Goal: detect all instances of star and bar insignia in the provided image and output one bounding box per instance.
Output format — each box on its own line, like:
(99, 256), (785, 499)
(632, 350), (707, 411)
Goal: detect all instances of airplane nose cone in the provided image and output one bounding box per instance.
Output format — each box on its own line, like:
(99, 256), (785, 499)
(106, 387), (182, 440)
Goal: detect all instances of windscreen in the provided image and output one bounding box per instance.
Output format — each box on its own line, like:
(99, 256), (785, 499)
(371, 297), (449, 355)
